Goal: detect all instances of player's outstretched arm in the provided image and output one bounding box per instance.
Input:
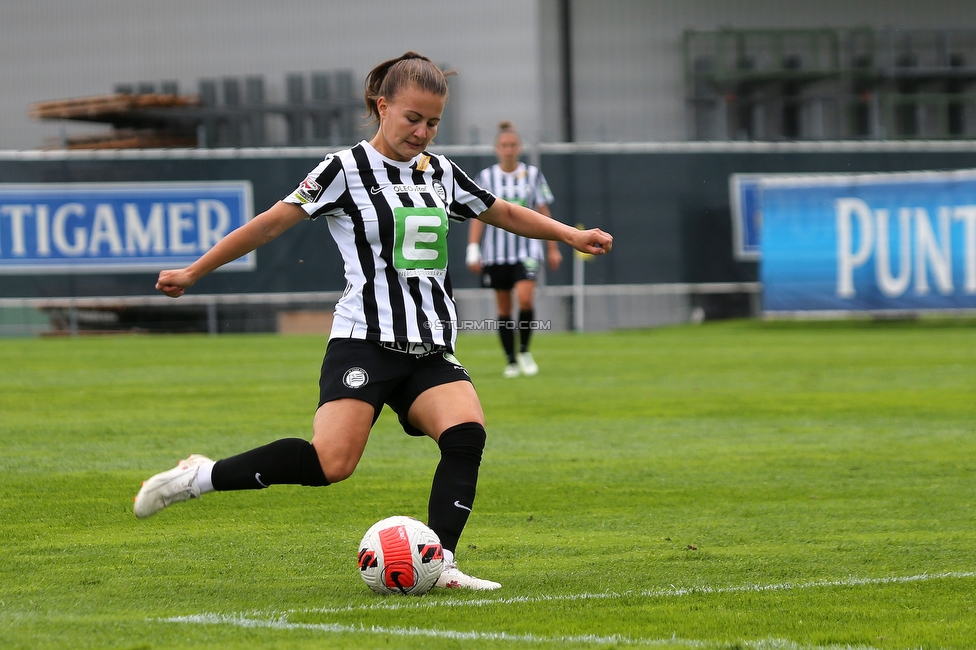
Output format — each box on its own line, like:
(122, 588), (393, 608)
(156, 201), (307, 297)
(478, 199), (612, 256)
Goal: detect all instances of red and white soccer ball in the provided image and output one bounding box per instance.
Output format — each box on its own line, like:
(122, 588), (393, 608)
(357, 516), (444, 595)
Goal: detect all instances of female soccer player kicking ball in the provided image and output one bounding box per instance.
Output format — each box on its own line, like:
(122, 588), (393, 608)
(134, 51), (612, 590)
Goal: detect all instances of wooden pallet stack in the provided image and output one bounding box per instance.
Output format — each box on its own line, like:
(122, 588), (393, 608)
(30, 92), (201, 149)
(30, 71), (366, 149)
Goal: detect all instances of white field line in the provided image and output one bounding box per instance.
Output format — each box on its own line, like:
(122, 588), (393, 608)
(161, 571), (975, 649)
(162, 614), (875, 650)
(303, 569), (976, 615)
(165, 614), (686, 646)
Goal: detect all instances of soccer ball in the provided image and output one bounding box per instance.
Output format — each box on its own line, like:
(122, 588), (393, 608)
(357, 516), (444, 595)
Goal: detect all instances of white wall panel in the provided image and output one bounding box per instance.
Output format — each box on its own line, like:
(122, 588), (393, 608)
(0, 0), (544, 149)
(571, 0), (976, 142)
(3, 1), (976, 149)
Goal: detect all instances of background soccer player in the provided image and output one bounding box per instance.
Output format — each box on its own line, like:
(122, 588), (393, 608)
(467, 121), (563, 378)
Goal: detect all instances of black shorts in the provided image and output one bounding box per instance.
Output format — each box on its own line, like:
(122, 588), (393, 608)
(480, 259), (539, 291)
(318, 339), (472, 437)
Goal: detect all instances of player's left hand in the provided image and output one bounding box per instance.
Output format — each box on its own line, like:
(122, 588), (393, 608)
(570, 228), (613, 255)
(155, 268), (195, 298)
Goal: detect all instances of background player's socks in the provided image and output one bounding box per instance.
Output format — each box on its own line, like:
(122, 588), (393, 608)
(498, 315), (516, 363)
(517, 308), (534, 353)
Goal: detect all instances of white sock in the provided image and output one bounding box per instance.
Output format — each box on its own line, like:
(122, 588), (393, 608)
(443, 548), (455, 565)
(196, 460), (216, 494)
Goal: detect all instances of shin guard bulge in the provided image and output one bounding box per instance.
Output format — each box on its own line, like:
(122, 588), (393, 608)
(211, 438), (329, 491)
(427, 422), (486, 553)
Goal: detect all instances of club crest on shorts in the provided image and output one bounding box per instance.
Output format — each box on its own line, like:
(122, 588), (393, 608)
(343, 367), (369, 389)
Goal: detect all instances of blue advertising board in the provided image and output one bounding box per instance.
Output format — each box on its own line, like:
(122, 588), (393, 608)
(759, 169), (976, 313)
(0, 181), (254, 274)
(729, 174), (763, 261)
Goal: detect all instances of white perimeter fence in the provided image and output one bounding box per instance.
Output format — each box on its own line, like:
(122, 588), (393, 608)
(0, 281), (761, 337)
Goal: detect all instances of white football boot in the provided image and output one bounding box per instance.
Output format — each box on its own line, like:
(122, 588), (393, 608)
(435, 562), (502, 590)
(502, 363), (521, 378)
(517, 352), (539, 376)
(133, 455), (212, 518)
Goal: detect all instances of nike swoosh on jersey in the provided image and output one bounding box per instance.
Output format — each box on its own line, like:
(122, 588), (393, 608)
(369, 185), (387, 195)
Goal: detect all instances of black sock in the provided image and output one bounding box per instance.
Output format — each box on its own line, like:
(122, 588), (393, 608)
(211, 438), (329, 491)
(498, 316), (516, 363)
(427, 422), (486, 554)
(518, 308), (534, 353)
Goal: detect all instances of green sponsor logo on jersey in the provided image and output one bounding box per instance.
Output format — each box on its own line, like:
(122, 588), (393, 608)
(393, 207), (449, 276)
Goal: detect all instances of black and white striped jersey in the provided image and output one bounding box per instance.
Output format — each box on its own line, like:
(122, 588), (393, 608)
(283, 140), (495, 351)
(474, 162), (554, 266)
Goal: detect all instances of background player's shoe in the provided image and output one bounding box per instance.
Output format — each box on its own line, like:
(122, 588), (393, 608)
(435, 562), (501, 590)
(517, 352), (539, 376)
(502, 363), (520, 378)
(133, 455), (212, 518)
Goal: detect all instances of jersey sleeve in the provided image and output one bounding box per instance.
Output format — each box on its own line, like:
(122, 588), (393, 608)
(446, 160), (495, 222)
(282, 155), (347, 219)
(533, 168), (555, 208)
(475, 167), (491, 191)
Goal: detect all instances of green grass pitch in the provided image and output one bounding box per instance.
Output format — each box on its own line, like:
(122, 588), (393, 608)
(1, 319), (974, 649)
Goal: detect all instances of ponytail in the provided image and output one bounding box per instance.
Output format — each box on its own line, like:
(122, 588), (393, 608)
(364, 52), (455, 123)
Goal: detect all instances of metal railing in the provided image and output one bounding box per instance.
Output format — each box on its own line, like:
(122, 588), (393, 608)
(0, 283), (762, 337)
